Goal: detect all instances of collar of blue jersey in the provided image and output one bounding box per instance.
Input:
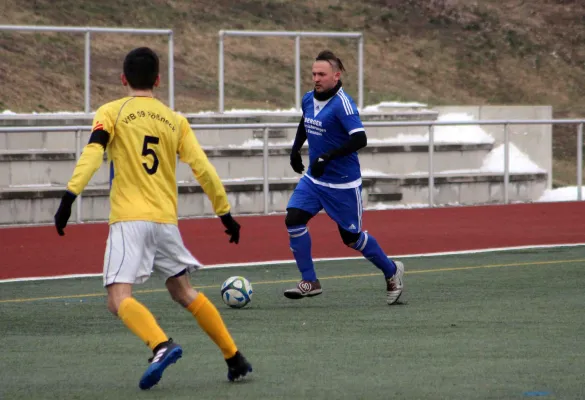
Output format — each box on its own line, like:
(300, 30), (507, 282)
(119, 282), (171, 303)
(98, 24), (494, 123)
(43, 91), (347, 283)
(313, 80), (342, 101)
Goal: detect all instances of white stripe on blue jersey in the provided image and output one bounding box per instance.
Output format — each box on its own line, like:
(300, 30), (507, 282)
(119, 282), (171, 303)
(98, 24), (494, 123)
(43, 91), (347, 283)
(337, 88), (354, 115)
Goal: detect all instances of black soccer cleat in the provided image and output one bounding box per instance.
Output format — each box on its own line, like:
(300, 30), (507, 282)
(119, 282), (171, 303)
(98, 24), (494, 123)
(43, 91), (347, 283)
(226, 351), (253, 382)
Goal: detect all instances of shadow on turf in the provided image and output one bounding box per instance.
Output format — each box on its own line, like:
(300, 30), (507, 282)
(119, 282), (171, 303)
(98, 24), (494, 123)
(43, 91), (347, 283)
(220, 298), (408, 310)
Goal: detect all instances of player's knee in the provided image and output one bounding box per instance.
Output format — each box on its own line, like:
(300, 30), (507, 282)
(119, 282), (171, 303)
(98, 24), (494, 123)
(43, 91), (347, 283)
(168, 288), (195, 307)
(106, 294), (122, 315)
(339, 228), (361, 247)
(106, 283), (132, 315)
(107, 300), (117, 315)
(166, 274), (197, 307)
(168, 291), (184, 306)
(285, 208), (313, 227)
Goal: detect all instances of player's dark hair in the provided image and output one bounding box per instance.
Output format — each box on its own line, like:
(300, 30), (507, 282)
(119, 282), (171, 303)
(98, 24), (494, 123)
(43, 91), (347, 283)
(123, 47), (159, 90)
(315, 50), (346, 73)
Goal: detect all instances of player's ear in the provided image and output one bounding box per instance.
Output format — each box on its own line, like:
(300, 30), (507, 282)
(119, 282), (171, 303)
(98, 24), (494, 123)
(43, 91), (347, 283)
(121, 73), (128, 87)
(154, 75), (161, 88)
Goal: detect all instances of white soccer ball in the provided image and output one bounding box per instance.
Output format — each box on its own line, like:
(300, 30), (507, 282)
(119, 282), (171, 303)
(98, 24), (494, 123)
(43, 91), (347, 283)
(221, 276), (253, 309)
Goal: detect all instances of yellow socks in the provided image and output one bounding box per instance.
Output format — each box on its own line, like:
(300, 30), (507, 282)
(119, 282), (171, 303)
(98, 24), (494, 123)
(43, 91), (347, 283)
(117, 294), (236, 358)
(187, 293), (237, 359)
(118, 297), (168, 350)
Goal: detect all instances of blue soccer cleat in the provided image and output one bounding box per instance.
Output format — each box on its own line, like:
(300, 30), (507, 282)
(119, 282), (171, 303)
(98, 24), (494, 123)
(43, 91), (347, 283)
(139, 339), (183, 390)
(226, 351), (252, 382)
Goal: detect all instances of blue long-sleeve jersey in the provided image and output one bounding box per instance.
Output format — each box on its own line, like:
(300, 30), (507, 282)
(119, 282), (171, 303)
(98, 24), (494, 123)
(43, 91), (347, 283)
(302, 87), (365, 188)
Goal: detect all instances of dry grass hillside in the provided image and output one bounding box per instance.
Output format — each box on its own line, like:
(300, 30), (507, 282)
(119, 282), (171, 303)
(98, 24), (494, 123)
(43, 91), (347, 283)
(1, 0), (585, 185)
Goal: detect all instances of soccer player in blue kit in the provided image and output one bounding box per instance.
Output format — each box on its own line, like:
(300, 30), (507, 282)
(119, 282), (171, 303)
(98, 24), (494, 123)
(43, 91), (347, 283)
(284, 50), (405, 305)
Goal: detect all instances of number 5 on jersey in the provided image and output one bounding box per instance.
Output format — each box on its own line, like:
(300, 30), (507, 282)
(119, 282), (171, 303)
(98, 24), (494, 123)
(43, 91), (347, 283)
(142, 135), (159, 175)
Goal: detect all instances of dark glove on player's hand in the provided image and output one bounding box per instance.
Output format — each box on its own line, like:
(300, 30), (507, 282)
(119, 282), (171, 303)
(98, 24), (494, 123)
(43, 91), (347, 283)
(290, 151), (304, 174)
(54, 191), (77, 236)
(310, 154), (331, 178)
(220, 212), (241, 244)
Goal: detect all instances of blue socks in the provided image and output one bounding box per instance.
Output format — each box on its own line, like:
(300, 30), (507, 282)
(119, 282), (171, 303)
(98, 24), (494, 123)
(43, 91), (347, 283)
(288, 226), (396, 281)
(288, 225), (317, 281)
(352, 232), (397, 279)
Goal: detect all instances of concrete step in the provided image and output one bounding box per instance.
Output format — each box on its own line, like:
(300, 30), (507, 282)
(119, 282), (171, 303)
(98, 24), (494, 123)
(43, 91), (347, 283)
(0, 171), (547, 226)
(399, 172), (547, 205)
(0, 109), (439, 149)
(0, 143), (494, 186)
(0, 125), (438, 150)
(0, 176), (396, 225)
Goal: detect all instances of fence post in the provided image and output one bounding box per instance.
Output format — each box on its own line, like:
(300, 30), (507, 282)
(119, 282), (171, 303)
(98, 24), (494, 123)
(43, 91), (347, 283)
(358, 34), (364, 110)
(263, 127), (270, 214)
(578, 123), (583, 201)
(295, 35), (301, 111)
(428, 124), (434, 207)
(503, 124), (510, 204)
(218, 31), (225, 113)
(84, 31), (91, 113)
(75, 129), (83, 223)
(168, 31), (175, 110)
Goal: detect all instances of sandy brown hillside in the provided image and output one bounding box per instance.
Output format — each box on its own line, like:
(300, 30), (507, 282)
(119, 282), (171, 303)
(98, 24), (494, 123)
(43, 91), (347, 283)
(1, 0), (585, 184)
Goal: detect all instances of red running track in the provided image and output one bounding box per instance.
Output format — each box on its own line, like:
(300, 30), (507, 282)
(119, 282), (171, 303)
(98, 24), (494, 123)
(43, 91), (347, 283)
(1, 202), (583, 280)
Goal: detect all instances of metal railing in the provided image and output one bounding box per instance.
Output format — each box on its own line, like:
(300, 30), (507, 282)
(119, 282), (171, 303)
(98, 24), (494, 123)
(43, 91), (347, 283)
(0, 25), (175, 111)
(0, 119), (583, 222)
(218, 30), (364, 113)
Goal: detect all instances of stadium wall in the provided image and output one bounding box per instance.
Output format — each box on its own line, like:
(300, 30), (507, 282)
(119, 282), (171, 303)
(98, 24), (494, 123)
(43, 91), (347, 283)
(432, 105), (553, 189)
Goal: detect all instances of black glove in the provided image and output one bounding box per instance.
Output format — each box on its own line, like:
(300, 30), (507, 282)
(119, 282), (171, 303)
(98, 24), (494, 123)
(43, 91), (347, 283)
(220, 212), (241, 244)
(54, 191), (77, 236)
(290, 151), (304, 174)
(309, 154), (331, 178)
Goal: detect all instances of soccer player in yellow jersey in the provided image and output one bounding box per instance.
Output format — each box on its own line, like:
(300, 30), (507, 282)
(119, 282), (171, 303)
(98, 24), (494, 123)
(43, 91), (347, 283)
(53, 47), (252, 390)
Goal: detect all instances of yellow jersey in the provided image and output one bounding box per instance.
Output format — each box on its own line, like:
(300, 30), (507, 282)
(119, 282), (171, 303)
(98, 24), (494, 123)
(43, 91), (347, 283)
(66, 96), (230, 224)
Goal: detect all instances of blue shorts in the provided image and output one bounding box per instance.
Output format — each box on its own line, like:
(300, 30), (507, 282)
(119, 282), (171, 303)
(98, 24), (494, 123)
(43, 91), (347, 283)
(287, 177), (363, 233)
